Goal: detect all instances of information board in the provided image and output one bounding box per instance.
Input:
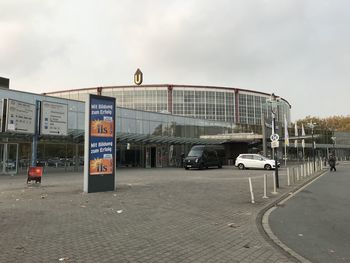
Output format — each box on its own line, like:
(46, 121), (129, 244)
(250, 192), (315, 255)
(84, 94), (116, 193)
(40, 101), (68, 136)
(5, 99), (36, 134)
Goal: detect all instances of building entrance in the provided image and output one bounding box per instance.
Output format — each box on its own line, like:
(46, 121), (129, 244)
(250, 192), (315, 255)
(0, 143), (19, 175)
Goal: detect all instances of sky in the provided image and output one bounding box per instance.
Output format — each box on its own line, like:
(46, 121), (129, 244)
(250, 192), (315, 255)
(1, 0), (349, 121)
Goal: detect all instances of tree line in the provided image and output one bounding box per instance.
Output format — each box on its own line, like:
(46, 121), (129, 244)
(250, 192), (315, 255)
(296, 115), (350, 132)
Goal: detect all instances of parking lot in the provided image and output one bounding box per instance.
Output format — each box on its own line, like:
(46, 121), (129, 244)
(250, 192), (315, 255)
(0, 166), (311, 262)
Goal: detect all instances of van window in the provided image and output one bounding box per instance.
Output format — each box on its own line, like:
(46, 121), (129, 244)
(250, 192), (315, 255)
(187, 149), (202, 157)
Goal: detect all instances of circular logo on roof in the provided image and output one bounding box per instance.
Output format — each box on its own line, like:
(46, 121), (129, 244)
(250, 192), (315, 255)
(134, 68), (143, 85)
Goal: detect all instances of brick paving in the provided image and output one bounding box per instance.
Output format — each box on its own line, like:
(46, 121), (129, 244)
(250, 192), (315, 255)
(0, 166), (318, 263)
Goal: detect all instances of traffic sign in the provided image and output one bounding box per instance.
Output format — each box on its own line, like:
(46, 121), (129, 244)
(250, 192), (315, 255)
(271, 140), (279, 148)
(270, 133), (279, 142)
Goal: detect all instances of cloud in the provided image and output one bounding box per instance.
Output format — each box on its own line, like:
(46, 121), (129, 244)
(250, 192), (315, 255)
(1, 0), (350, 119)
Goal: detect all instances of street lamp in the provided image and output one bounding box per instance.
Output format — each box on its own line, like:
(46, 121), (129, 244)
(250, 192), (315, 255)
(268, 93), (280, 188)
(307, 122), (317, 171)
(331, 136), (336, 156)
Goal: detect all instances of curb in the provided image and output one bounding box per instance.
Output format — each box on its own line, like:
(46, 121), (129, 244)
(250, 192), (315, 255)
(256, 169), (328, 263)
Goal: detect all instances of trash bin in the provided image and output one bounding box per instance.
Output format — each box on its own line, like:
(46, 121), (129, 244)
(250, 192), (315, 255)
(27, 166), (43, 183)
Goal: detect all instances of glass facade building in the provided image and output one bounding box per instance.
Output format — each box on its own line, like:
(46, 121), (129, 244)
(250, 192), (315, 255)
(0, 87), (236, 174)
(2, 85), (350, 174)
(46, 84), (292, 126)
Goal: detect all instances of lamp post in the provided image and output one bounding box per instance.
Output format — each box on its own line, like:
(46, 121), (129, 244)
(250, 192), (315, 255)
(269, 93), (280, 188)
(307, 122), (316, 171)
(331, 136), (336, 156)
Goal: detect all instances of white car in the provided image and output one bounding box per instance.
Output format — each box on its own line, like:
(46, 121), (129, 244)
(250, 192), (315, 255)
(235, 154), (280, 170)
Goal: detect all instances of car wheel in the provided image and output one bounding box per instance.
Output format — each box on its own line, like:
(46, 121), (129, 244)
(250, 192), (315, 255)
(264, 164), (272, 170)
(185, 167), (189, 170)
(218, 163), (222, 168)
(199, 163), (204, 170)
(238, 163), (245, 170)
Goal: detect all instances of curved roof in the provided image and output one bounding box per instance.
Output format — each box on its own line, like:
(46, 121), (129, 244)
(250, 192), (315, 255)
(44, 84), (291, 108)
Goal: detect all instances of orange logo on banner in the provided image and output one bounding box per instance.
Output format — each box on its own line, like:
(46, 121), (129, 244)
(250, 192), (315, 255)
(90, 120), (114, 137)
(90, 158), (113, 175)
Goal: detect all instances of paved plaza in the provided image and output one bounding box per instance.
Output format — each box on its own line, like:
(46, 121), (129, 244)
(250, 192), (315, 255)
(0, 166), (321, 263)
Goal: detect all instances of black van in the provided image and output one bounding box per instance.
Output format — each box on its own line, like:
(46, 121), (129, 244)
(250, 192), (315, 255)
(184, 145), (222, 170)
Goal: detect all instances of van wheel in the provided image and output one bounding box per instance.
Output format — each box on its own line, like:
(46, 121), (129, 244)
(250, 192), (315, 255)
(264, 164), (272, 170)
(238, 163), (245, 170)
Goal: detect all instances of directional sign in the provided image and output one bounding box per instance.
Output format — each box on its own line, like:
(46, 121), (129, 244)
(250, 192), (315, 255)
(6, 99), (35, 134)
(40, 101), (68, 136)
(270, 133), (279, 142)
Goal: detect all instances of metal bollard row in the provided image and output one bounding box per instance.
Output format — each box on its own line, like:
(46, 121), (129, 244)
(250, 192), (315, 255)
(250, 160), (324, 203)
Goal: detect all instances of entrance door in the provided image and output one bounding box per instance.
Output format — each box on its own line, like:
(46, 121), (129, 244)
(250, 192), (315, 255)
(156, 146), (162, 168)
(151, 147), (156, 168)
(145, 146), (151, 168)
(0, 143), (19, 174)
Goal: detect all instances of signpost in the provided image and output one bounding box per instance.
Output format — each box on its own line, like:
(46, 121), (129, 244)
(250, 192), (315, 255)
(267, 93), (281, 188)
(5, 99), (35, 134)
(84, 94), (116, 193)
(40, 101), (68, 136)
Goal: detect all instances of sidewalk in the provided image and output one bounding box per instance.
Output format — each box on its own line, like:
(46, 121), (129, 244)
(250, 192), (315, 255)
(0, 166), (321, 263)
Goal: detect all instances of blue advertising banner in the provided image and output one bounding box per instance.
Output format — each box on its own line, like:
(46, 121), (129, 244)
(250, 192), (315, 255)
(84, 94), (116, 193)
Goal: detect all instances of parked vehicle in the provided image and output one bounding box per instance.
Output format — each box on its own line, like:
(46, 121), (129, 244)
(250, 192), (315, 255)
(47, 158), (65, 167)
(184, 145), (222, 170)
(3, 160), (16, 169)
(235, 154), (280, 170)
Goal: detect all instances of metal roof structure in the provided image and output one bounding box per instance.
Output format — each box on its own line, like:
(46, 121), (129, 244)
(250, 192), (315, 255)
(117, 133), (225, 145)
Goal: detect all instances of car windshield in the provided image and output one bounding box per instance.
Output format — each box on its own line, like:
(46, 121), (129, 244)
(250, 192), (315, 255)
(187, 149), (202, 157)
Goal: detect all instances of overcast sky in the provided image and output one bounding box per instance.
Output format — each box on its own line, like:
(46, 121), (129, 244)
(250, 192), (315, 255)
(1, 0), (349, 120)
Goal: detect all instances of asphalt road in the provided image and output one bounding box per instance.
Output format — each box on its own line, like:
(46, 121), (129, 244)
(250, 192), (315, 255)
(269, 162), (350, 263)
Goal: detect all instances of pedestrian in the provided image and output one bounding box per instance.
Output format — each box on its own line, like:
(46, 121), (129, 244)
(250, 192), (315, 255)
(180, 152), (185, 168)
(328, 155), (336, 172)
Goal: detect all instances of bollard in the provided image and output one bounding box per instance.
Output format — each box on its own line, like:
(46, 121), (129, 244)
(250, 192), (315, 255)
(272, 172), (278, 194)
(292, 167), (296, 184)
(319, 159), (321, 170)
(311, 162), (314, 174)
(296, 167), (299, 181)
(300, 165), (304, 178)
(311, 162), (313, 174)
(263, 174), (268, 198)
(248, 177), (255, 204)
(287, 168), (290, 186)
